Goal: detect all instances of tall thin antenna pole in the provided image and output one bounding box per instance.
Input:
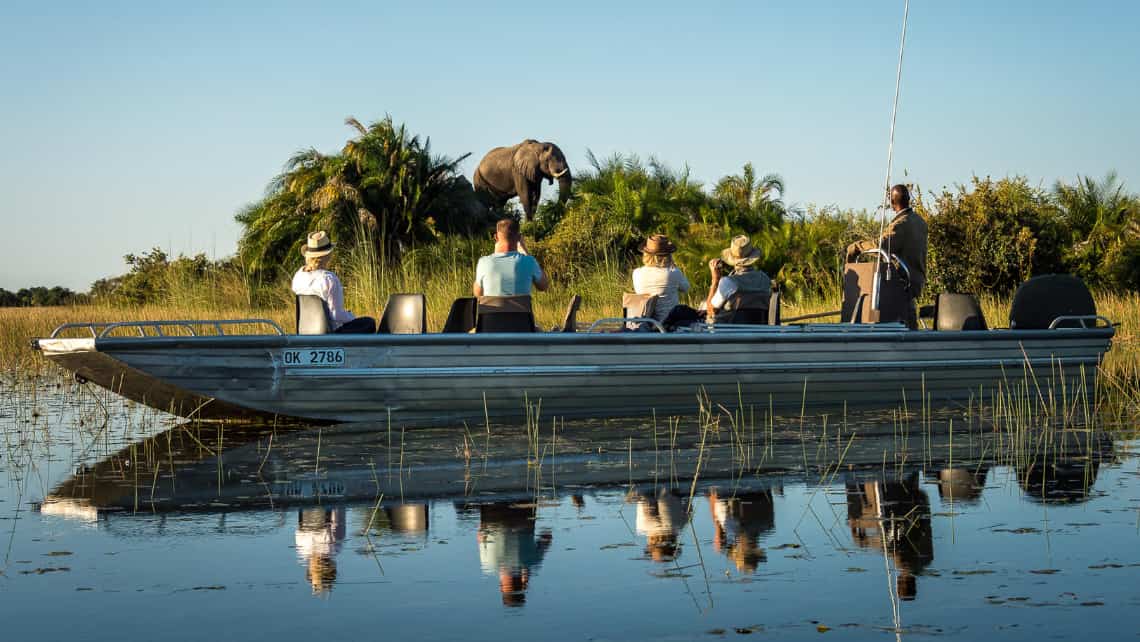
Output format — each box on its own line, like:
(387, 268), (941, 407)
(873, 0), (910, 311)
(883, 0), (910, 202)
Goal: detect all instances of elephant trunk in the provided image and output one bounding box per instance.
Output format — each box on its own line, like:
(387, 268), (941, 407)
(556, 168), (572, 203)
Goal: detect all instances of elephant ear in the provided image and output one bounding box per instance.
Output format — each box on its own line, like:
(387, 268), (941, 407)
(513, 142), (540, 183)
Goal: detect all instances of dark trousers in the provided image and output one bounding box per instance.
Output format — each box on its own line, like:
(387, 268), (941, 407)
(663, 305), (702, 329)
(335, 316), (377, 334)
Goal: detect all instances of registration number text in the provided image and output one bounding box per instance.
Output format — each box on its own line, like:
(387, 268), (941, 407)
(283, 348), (345, 367)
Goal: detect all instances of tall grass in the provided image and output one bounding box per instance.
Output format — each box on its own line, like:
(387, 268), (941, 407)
(4, 254), (1138, 403)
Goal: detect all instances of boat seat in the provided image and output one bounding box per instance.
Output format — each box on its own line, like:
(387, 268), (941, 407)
(842, 262), (915, 327)
(442, 297), (477, 334)
(1009, 274), (1096, 329)
(721, 291), (770, 325)
(558, 294), (582, 333)
(295, 294), (333, 335)
(476, 295), (536, 333)
(768, 290), (781, 326)
(622, 293), (658, 331)
(932, 293), (987, 331)
(378, 293), (427, 334)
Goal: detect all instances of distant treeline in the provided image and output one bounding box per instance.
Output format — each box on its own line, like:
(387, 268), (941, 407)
(71, 116), (1140, 307)
(0, 286), (86, 307)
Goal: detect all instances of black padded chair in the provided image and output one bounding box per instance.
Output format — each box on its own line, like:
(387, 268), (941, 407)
(559, 294), (582, 333)
(476, 295), (536, 333)
(1009, 274), (1096, 329)
(442, 297), (477, 334)
(932, 293), (987, 331)
(377, 293), (427, 334)
(295, 295), (332, 335)
(721, 291), (770, 325)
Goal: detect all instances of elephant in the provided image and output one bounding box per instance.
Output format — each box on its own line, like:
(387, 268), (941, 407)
(473, 140), (571, 222)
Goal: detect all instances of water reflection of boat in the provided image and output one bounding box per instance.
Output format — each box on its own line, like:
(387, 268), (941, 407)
(38, 419), (1112, 520)
(33, 296), (1113, 424)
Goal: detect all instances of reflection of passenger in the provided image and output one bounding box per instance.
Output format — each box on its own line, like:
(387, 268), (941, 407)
(295, 507), (346, 595)
(847, 474), (933, 601)
(709, 488), (776, 574)
(476, 502), (552, 607)
(930, 468), (988, 505)
(1017, 458), (1101, 504)
(633, 488), (690, 563)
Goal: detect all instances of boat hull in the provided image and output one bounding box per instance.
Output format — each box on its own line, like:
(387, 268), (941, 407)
(37, 324), (1114, 425)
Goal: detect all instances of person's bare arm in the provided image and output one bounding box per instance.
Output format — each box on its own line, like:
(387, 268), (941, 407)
(533, 267), (550, 292)
(704, 259), (721, 312)
(473, 282), (484, 297)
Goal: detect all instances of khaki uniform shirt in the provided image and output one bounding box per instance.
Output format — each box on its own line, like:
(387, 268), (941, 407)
(855, 208), (928, 296)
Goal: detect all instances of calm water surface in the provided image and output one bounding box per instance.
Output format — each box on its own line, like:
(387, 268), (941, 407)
(2, 378), (1139, 640)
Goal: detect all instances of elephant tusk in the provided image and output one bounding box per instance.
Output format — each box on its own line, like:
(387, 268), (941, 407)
(551, 168), (569, 178)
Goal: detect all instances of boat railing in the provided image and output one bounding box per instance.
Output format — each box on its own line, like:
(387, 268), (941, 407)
(586, 317), (667, 333)
(1048, 315), (1113, 329)
(50, 319), (286, 339)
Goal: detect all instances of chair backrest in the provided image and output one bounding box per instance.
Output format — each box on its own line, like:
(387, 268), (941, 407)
(560, 294), (582, 333)
(722, 291), (769, 325)
(622, 293), (658, 319)
(842, 262), (913, 325)
(934, 293), (987, 331)
(768, 290), (782, 326)
(378, 293), (427, 334)
(621, 293), (658, 331)
(295, 294), (332, 335)
(476, 295), (536, 333)
(1009, 274), (1096, 329)
(442, 297), (478, 334)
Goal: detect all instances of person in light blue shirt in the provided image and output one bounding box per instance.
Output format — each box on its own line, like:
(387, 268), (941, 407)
(473, 218), (550, 296)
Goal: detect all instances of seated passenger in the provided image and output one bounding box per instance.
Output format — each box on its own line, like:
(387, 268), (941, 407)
(704, 235), (772, 322)
(632, 234), (699, 328)
(291, 231), (376, 334)
(473, 218), (550, 297)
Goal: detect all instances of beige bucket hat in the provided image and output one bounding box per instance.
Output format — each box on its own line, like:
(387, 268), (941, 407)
(720, 235), (761, 267)
(301, 231), (335, 258)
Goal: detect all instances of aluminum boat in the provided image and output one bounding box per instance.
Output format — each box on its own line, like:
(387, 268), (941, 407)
(33, 312), (1113, 425)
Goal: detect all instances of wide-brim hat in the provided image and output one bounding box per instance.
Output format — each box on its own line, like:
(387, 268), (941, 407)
(639, 234), (676, 255)
(301, 231), (335, 258)
(721, 235), (761, 267)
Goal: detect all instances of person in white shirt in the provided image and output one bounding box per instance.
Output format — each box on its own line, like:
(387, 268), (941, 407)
(631, 234), (699, 328)
(291, 231), (376, 334)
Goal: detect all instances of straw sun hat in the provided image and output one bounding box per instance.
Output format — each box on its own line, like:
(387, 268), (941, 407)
(301, 231), (335, 258)
(639, 234), (677, 255)
(720, 235), (762, 267)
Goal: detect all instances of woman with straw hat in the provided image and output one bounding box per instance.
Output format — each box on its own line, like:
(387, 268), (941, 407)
(632, 233), (697, 327)
(291, 231), (376, 334)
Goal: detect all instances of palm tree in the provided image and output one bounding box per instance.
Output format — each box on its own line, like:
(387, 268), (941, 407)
(711, 163), (786, 231)
(1053, 171), (1140, 287)
(236, 116), (473, 274)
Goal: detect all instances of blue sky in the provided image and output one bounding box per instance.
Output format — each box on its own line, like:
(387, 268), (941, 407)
(1, 1), (1137, 290)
